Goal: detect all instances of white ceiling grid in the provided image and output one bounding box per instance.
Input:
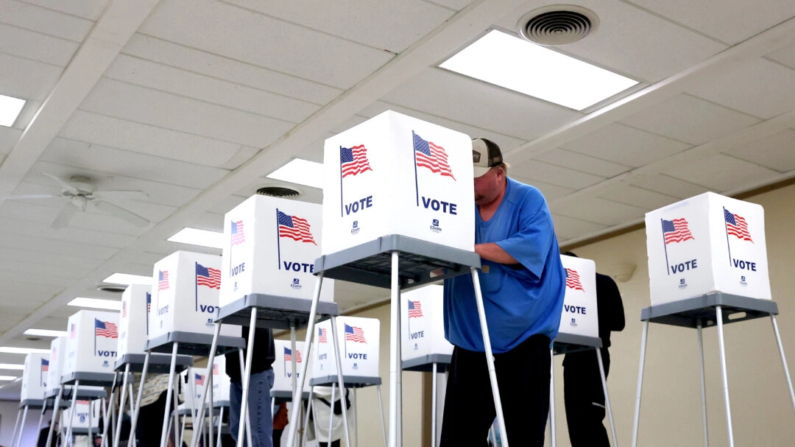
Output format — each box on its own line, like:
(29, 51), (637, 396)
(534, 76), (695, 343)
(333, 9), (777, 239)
(0, 0), (794, 364)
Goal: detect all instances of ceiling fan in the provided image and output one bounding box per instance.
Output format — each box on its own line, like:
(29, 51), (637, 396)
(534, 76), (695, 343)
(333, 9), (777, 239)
(2, 174), (151, 229)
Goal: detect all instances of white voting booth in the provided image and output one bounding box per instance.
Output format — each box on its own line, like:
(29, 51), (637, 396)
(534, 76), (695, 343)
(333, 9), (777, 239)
(272, 340), (311, 399)
(9, 354), (50, 447)
(60, 399), (100, 433)
(632, 192), (793, 447)
(287, 110), (503, 447)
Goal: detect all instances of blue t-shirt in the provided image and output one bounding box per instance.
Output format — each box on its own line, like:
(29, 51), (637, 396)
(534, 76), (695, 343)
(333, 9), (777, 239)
(443, 178), (565, 353)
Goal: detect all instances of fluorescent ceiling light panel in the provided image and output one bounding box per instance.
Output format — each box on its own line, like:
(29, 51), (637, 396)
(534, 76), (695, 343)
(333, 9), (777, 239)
(440, 30), (638, 111)
(0, 347), (50, 354)
(266, 159), (324, 189)
(168, 228), (224, 249)
(23, 329), (68, 338)
(0, 376), (18, 381)
(68, 297), (122, 311)
(0, 364), (25, 370)
(0, 95), (25, 127)
(103, 273), (152, 286)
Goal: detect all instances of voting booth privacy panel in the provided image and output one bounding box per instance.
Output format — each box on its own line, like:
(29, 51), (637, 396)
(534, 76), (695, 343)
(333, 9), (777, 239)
(559, 255), (599, 338)
(313, 317), (380, 380)
(61, 400), (100, 430)
(321, 110), (475, 255)
(21, 353), (49, 401)
(272, 340), (311, 394)
(212, 355), (230, 403)
(117, 284), (152, 358)
(645, 192), (771, 305)
(149, 251), (239, 338)
(63, 310), (120, 377)
(400, 285), (453, 363)
(220, 195), (334, 307)
(46, 337), (66, 395)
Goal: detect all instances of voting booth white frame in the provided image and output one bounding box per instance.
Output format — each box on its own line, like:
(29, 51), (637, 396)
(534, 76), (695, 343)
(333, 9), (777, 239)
(631, 293), (795, 447)
(43, 386), (106, 447)
(282, 235), (508, 447)
(548, 334), (618, 447)
(203, 292), (342, 447)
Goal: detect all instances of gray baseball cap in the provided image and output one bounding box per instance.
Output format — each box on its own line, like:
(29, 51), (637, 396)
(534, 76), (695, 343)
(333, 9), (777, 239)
(472, 138), (503, 178)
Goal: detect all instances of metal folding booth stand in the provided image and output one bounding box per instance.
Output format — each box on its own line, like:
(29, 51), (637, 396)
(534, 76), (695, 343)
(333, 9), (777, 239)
(112, 353), (193, 447)
(285, 235), (509, 447)
(631, 292), (795, 447)
(13, 397), (68, 447)
(549, 333), (618, 447)
(402, 353), (451, 447)
(200, 292), (341, 447)
(44, 383), (106, 447)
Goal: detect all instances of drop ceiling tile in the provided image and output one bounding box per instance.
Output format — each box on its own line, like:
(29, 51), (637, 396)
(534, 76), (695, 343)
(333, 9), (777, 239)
(16, 0), (110, 20)
(0, 127), (22, 155)
(620, 95), (760, 145)
(768, 42), (795, 70)
(424, 0), (471, 10)
(0, 53), (63, 101)
(686, 58), (795, 119)
(60, 111), (243, 168)
(0, 270), (73, 288)
(626, 0), (795, 44)
(0, 0), (94, 42)
(722, 129), (795, 173)
(561, 123), (691, 168)
(551, 197), (646, 227)
(207, 195), (248, 216)
(600, 185), (679, 210)
(497, 0), (726, 83)
(105, 55), (320, 123)
(0, 201), (150, 236)
(80, 79), (295, 148)
(122, 34), (343, 106)
(139, 0), (394, 89)
(223, 0), (453, 53)
(535, 149), (632, 178)
(0, 233), (117, 260)
(664, 154), (780, 191)
(359, 101), (528, 152)
(0, 216), (137, 249)
(0, 23), (79, 66)
(630, 174), (712, 200)
(512, 160), (605, 190)
(0, 281), (66, 301)
(41, 138), (229, 190)
(0, 246), (101, 272)
(381, 69), (582, 141)
(552, 214), (608, 241)
(509, 177), (575, 201)
(0, 258), (89, 280)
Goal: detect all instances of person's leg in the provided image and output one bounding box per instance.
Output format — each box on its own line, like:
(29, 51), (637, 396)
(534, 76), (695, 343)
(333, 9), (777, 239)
(440, 346), (495, 447)
(272, 428), (283, 447)
(138, 392), (168, 447)
(494, 334), (551, 447)
(563, 350), (610, 447)
(229, 381), (243, 446)
(245, 369), (275, 447)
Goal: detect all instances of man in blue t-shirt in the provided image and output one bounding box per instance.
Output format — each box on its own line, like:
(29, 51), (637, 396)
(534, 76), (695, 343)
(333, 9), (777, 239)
(440, 138), (566, 447)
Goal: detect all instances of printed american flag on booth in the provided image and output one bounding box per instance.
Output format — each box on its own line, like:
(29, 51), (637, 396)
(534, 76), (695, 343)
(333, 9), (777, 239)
(318, 327), (328, 344)
(70, 324), (76, 339)
(213, 364), (219, 375)
(122, 301), (127, 318)
(284, 347), (303, 363)
(41, 358), (49, 372)
(158, 270), (169, 291)
(345, 324), (367, 344)
(195, 374), (205, 386)
(146, 292), (151, 313)
(340, 145), (373, 178)
(408, 301), (424, 318)
(565, 268), (584, 291)
(724, 208), (753, 242)
(95, 319), (118, 339)
(277, 211), (316, 245)
(662, 218), (695, 245)
(196, 263), (221, 289)
(413, 132), (456, 180)
(231, 220), (245, 246)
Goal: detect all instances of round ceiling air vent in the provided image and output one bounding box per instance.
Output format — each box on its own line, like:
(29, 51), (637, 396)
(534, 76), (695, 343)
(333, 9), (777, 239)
(256, 186), (301, 198)
(518, 5), (599, 46)
(97, 285), (126, 293)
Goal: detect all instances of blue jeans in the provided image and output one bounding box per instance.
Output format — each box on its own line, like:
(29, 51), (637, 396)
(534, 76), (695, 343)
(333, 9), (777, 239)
(230, 368), (275, 447)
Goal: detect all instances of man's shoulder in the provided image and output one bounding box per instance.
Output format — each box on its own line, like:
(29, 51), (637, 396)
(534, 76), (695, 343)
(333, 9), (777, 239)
(508, 178), (545, 201)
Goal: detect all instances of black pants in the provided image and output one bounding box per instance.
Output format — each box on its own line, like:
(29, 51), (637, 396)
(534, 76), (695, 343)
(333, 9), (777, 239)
(440, 334), (551, 447)
(563, 349), (611, 447)
(137, 391), (168, 447)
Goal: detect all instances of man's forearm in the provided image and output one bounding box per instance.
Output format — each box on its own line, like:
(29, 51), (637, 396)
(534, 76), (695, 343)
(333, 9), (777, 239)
(475, 243), (518, 265)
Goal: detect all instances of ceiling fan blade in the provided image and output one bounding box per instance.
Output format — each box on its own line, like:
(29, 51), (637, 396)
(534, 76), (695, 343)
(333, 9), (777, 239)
(94, 201), (150, 228)
(92, 190), (148, 201)
(43, 173), (79, 194)
(0, 194), (59, 200)
(51, 204), (78, 229)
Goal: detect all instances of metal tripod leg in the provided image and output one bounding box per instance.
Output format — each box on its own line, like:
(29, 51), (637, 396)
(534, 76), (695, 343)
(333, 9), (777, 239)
(285, 272), (325, 447)
(715, 306), (734, 447)
(377, 384), (387, 447)
(631, 321), (649, 447)
(65, 380), (80, 444)
(470, 267), (508, 447)
(114, 365), (130, 447)
(771, 314), (795, 416)
(697, 320), (709, 447)
(191, 321), (223, 447)
(237, 350), (254, 447)
(329, 316), (352, 447)
(45, 385), (64, 447)
(159, 343), (179, 447)
(126, 351), (150, 447)
(236, 309), (258, 447)
(596, 349), (618, 447)
(34, 399), (49, 447)
(216, 406), (224, 447)
(549, 349), (556, 447)
(388, 251), (401, 447)
(209, 366), (215, 447)
(302, 387), (315, 447)
(327, 383), (336, 447)
(100, 371), (118, 447)
(11, 408), (21, 447)
(432, 363), (438, 447)
(14, 405), (29, 447)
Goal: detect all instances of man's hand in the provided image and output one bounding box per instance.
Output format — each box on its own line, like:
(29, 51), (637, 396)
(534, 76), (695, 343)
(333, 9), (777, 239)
(475, 243), (518, 265)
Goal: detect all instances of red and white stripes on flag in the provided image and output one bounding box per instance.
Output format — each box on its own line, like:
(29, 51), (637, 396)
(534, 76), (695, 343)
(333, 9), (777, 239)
(565, 268), (584, 292)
